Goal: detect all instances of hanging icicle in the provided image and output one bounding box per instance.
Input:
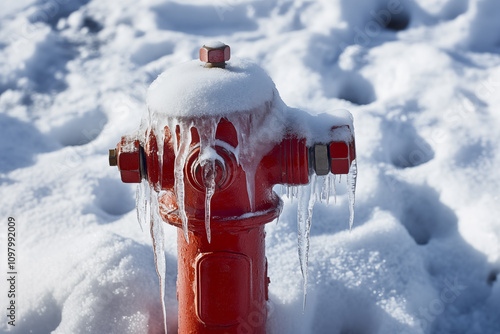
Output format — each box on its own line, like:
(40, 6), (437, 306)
(169, 119), (193, 244)
(347, 159), (357, 231)
(149, 190), (168, 334)
(136, 179), (150, 232)
(296, 174), (318, 310)
(196, 117), (220, 243)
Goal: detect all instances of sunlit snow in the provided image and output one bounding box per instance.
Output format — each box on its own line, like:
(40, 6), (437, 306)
(1, 0), (500, 334)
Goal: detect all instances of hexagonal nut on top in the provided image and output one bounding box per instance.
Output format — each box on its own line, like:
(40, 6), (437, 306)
(199, 42), (230, 68)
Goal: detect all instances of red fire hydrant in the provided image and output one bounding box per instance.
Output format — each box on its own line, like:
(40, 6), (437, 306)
(109, 42), (356, 334)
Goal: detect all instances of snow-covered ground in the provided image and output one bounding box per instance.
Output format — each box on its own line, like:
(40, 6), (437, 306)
(1, 0), (500, 333)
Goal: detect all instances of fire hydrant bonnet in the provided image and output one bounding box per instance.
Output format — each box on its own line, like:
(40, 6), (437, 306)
(147, 59), (277, 117)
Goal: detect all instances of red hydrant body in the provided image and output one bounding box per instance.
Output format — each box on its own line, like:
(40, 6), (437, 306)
(110, 43), (356, 334)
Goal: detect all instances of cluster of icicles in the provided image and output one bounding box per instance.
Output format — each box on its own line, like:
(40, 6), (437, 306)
(281, 164), (357, 309)
(135, 109), (357, 332)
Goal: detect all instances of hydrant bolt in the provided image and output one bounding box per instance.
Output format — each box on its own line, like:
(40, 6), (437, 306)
(313, 144), (330, 176)
(112, 138), (145, 184)
(109, 149), (117, 166)
(200, 43), (230, 68)
(330, 141), (354, 174)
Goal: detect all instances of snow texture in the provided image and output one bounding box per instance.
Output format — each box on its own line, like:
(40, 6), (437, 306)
(1, 0), (500, 334)
(203, 41), (227, 49)
(147, 59), (276, 117)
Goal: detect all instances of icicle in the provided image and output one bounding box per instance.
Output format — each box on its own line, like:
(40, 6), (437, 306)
(196, 117), (219, 243)
(135, 179), (150, 232)
(149, 191), (168, 334)
(319, 175), (329, 204)
(347, 159), (357, 231)
(148, 110), (166, 190)
(203, 163), (215, 242)
(245, 168), (258, 211)
(226, 105), (276, 212)
(170, 119), (193, 243)
(297, 174), (317, 311)
(226, 113), (253, 210)
(331, 174), (337, 204)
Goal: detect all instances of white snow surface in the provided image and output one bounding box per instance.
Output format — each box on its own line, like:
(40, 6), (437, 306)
(147, 59), (276, 117)
(1, 0), (500, 334)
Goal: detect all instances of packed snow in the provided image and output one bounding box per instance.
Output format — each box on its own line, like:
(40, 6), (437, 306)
(1, 0), (500, 334)
(146, 59), (276, 117)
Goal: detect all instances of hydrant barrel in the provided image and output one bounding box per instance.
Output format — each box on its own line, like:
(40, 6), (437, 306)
(176, 225), (269, 333)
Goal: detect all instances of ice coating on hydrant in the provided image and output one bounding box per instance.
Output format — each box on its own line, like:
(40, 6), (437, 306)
(145, 57), (287, 238)
(224, 100), (285, 212)
(144, 62), (288, 234)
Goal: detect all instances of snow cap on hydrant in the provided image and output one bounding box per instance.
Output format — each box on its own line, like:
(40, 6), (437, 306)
(110, 42), (357, 334)
(146, 41), (279, 118)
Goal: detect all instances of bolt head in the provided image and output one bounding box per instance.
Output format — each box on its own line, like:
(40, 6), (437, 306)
(109, 149), (117, 166)
(200, 44), (230, 64)
(117, 139), (142, 183)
